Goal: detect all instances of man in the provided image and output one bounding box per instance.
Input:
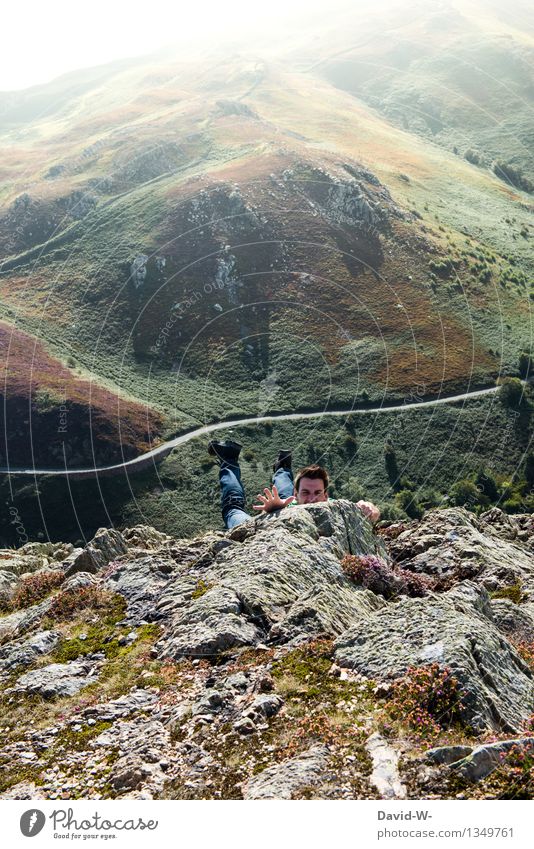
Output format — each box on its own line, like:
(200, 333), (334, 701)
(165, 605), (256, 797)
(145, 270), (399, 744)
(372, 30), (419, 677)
(208, 439), (380, 529)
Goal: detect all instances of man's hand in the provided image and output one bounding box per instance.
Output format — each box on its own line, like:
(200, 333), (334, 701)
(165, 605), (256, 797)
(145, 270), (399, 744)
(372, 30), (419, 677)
(356, 499), (380, 524)
(253, 485), (295, 513)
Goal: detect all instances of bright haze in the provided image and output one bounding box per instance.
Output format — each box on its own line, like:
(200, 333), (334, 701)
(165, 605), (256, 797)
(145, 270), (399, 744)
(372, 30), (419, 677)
(2, 0), (359, 90)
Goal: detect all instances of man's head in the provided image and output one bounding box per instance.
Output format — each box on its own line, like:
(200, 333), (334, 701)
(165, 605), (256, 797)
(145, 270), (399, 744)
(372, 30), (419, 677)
(294, 464), (329, 504)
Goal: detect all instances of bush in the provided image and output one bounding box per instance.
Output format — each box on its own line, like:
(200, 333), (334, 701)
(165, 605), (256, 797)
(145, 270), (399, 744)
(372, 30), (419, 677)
(493, 160), (534, 194)
(519, 352), (533, 380)
(384, 441), (400, 489)
(0, 570), (65, 612)
(341, 554), (433, 599)
(450, 479), (485, 509)
(475, 467), (498, 502)
(46, 585), (126, 623)
(339, 476), (365, 502)
(499, 377), (524, 408)
(395, 489), (424, 519)
(386, 663), (467, 739)
(464, 149), (481, 165)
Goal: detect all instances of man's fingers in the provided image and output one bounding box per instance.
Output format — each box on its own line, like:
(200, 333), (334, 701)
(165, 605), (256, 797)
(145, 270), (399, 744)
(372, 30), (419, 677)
(256, 494), (267, 503)
(283, 496), (294, 505)
(263, 488), (273, 498)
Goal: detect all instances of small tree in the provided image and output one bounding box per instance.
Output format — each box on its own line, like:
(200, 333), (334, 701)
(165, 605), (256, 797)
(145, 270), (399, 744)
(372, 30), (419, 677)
(384, 440), (400, 490)
(475, 467), (498, 502)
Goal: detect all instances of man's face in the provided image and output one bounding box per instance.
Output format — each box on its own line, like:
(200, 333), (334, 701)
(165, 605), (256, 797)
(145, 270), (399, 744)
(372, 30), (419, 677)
(296, 476), (328, 505)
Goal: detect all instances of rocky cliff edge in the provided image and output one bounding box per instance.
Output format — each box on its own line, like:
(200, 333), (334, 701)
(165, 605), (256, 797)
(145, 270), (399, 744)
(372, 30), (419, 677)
(1, 502), (534, 800)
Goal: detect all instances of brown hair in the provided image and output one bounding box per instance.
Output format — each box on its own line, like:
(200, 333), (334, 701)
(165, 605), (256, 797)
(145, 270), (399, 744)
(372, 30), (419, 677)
(294, 464), (329, 493)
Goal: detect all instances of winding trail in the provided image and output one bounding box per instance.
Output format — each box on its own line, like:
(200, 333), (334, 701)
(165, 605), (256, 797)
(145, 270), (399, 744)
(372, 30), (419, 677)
(0, 383), (503, 479)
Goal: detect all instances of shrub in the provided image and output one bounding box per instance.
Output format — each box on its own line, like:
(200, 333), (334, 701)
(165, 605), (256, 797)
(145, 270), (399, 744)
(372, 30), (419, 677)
(499, 377), (524, 408)
(395, 489), (424, 519)
(46, 585), (126, 623)
(493, 160), (534, 194)
(450, 479), (484, 509)
(519, 352), (533, 380)
(386, 663), (467, 739)
(384, 441), (400, 489)
(490, 583), (525, 604)
(475, 467), (498, 502)
(340, 476), (364, 502)
(0, 570), (65, 612)
(377, 502), (407, 522)
(478, 744), (534, 799)
(341, 554), (433, 599)
(464, 149), (481, 165)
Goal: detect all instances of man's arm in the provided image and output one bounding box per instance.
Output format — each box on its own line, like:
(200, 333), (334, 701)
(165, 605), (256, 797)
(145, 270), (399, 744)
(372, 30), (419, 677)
(355, 499), (380, 524)
(253, 485), (295, 513)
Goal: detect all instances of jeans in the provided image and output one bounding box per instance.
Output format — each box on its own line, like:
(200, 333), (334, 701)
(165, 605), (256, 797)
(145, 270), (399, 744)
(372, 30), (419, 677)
(219, 463), (295, 529)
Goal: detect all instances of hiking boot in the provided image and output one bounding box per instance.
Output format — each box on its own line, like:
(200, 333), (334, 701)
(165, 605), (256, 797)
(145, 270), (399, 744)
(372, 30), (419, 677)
(208, 439), (242, 464)
(273, 449), (292, 473)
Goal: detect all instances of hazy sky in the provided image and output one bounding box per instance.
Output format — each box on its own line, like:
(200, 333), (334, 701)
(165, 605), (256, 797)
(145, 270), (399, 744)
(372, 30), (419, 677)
(1, 0), (359, 91)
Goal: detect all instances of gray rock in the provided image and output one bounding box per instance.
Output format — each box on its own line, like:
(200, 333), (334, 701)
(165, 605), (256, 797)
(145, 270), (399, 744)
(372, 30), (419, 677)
(158, 586), (262, 659)
(221, 671), (249, 693)
(335, 582), (534, 733)
(387, 508), (534, 595)
(82, 688), (159, 722)
(0, 630), (61, 671)
(0, 570), (18, 598)
(122, 526), (173, 551)
(65, 528), (128, 576)
(14, 660), (99, 698)
(155, 501), (382, 659)
(62, 572), (98, 591)
(244, 693), (283, 721)
(451, 738), (534, 782)
(103, 553), (175, 624)
(425, 745), (474, 766)
(366, 732), (406, 799)
(490, 599), (534, 640)
(191, 690), (225, 715)
(0, 599), (52, 644)
(244, 745), (331, 799)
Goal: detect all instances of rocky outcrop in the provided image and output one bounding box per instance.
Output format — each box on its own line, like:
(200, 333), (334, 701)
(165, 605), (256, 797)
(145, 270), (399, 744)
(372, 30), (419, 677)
(243, 745), (331, 799)
(335, 581), (534, 733)
(1, 503), (534, 801)
(387, 507), (534, 596)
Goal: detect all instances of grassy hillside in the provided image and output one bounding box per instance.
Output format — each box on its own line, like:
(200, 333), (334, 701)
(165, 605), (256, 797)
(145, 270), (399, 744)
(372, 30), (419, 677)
(0, 0), (532, 534)
(2, 390), (533, 545)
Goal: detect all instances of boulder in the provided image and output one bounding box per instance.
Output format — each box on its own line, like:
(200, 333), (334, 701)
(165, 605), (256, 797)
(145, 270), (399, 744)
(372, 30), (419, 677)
(386, 508), (534, 595)
(244, 745), (331, 799)
(450, 738), (534, 782)
(13, 660), (100, 698)
(335, 582), (534, 733)
(64, 528), (128, 576)
(0, 629), (61, 672)
(155, 501), (382, 659)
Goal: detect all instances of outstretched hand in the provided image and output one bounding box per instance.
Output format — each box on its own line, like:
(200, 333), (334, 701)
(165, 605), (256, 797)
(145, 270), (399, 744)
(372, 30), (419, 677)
(356, 499), (381, 524)
(253, 485), (295, 513)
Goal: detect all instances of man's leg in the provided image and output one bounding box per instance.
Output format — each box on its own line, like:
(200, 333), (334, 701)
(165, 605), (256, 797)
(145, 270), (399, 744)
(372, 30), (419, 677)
(209, 440), (251, 529)
(272, 449), (294, 499)
(219, 461), (251, 528)
(272, 467), (294, 499)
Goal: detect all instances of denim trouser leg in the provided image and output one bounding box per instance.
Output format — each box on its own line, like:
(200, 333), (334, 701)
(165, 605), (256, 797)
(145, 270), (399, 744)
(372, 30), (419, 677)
(273, 468), (295, 500)
(219, 461), (251, 529)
